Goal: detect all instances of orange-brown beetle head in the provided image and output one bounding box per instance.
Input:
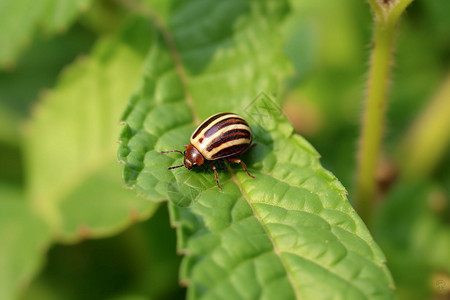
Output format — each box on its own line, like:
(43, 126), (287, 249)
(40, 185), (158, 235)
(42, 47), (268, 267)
(184, 144), (205, 169)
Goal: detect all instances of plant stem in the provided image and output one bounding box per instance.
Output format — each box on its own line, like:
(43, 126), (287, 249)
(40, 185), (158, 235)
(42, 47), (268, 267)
(355, 0), (413, 224)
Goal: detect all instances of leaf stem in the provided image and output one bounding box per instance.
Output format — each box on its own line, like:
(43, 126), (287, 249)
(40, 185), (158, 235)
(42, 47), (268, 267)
(355, 0), (413, 224)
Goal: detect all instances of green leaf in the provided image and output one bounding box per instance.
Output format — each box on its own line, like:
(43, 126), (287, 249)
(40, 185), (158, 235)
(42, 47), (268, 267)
(118, 1), (395, 299)
(374, 181), (450, 299)
(0, 183), (51, 300)
(0, 0), (92, 68)
(24, 17), (158, 242)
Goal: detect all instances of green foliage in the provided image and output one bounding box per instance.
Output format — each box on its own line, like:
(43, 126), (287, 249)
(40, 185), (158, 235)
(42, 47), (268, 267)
(0, 0), (449, 299)
(0, 185), (51, 300)
(22, 206), (183, 300)
(24, 17), (158, 241)
(374, 182), (450, 299)
(117, 1), (394, 299)
(0, 16), (160, 300)
(0, 0), (93, 67)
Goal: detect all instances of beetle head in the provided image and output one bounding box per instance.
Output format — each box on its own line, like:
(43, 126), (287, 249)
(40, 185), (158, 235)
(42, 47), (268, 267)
(184, 144), (205, 169)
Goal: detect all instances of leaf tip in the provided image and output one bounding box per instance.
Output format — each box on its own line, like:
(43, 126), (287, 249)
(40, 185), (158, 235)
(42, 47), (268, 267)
(177, 248), (191, 256)
(77, 225), (91, 240)
(123, 184), (135, 190)
(129, 209), (140, 221)
(179, 278), (190, 287)
(170, 219), (180, 228)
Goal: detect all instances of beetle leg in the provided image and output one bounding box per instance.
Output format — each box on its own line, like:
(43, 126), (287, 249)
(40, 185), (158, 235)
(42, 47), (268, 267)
(209, 162), (222, 189)
(227, 158), (256, 179)
(167, 164), (184, 170)
(160, 150), (183, 155)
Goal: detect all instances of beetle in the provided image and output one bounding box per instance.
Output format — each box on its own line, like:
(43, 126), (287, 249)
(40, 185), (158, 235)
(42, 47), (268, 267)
(161, 112), (255, 189)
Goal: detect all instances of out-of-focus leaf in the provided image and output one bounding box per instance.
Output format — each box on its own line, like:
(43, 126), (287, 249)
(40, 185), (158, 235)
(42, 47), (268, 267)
(422, 0), (450, 40)
(118, 1), (395, 298)
(0, 183), (51, 300)
(0, 104), (22, 145)
(24, 17), (157, 242)
(281, 0), (371, 191)
(0, 0), (92, 67)
(397, 73), (450, 179)
(374, 181), (450, 300)
(0, 24), (96, 122)
(386, 13), (448, 152)
(22, 205), (184, 300)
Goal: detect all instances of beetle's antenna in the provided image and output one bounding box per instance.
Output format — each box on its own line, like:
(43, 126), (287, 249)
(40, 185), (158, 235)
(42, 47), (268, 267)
(168, 165), (184, 170)
(162, 151), (184, 170)
(161, 150), (184, 155)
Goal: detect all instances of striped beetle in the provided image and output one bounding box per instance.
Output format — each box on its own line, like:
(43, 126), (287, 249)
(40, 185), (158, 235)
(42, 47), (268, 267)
(161, 112), (255, 189)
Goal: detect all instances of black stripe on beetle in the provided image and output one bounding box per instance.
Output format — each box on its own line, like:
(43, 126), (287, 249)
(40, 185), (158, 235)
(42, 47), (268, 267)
(210, 143), (251, 160)
(204, 118), (248, 137)
(206, 129), (251, 152)
(191, 112), (230, 139)
(161, 112), (255, 189)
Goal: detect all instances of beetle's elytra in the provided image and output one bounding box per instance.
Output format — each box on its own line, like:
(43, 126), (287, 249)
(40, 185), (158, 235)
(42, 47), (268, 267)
(161, 112), (255, 189)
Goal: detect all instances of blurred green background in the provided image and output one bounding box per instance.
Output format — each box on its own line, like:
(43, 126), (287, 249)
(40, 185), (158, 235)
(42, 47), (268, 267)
(0, 0), (449, 299)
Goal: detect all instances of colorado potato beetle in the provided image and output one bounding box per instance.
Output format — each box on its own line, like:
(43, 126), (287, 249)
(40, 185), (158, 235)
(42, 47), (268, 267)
(161, 112), (255, 189)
